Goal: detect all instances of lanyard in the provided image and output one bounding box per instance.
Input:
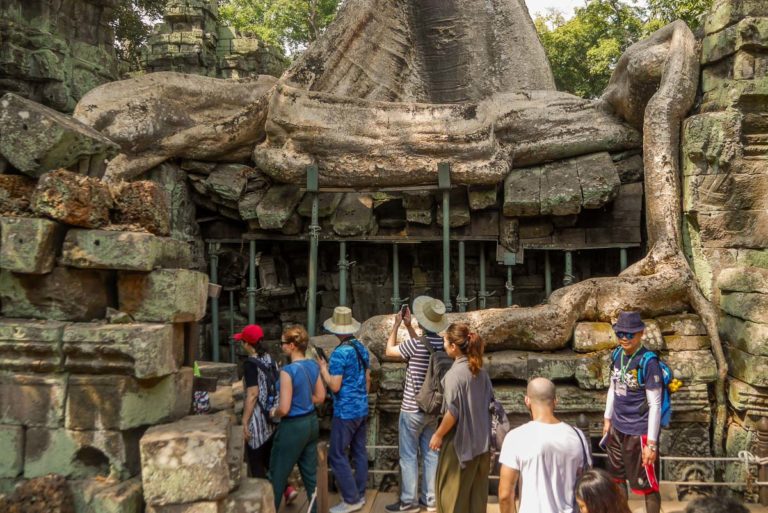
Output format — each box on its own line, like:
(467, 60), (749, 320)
(619, 346), (642, 382)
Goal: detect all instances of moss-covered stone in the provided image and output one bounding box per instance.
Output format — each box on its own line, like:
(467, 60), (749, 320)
(702, 17), (768, 65)
(332, 193), (376, 236)
(0, 174), (36, 216)
(467, 185), (498, 211)
(728, 377), (768, 416)
(0, 216), (64, 274)
(118, 269), (208, 323)
(436, 189), (471, 228)
(681, 110), (742, 177)
(0, 425), (24, 479)
(706, 0), (768, 35)
(111, 181), (171, 236)
(0, 319), (66, 373)
(719, 314), (768, 356)
(0, 372), (67, 427)
(727, 345), (768, 386)
(503, 166), (541, 217)
(718, 266), (768, 293)
(255, 185), (302, 230)
(721, 291), (768, 323)
(69, 477), (143, 513)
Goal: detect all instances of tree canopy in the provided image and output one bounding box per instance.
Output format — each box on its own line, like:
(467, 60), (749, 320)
(111, 0), (166, 67)
(534, 0), (713, 99)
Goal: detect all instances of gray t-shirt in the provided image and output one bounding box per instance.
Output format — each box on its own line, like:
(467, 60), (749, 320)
(442, 356), (492, 466)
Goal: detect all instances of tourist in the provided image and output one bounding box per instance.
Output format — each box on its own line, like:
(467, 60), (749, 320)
(575, 468), (632, 513)
(603, 311), (662, 513)
(498, 377), (590, 513)
(384, 297), (450, 513)
(318, 306), (371, 513)
(269, 326), (326, 513)
(682, 496), (749, 513)
(428, 323), (492, 513)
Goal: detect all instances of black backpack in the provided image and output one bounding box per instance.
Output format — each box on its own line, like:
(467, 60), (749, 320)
(249, 357), (280, 421)
(414, 336), (454, 415)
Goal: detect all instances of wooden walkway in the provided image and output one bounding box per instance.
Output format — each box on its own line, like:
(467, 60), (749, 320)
(280, 490), (768, 513)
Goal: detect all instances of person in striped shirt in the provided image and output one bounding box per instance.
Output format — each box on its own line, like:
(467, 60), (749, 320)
(384, 296), (450, 513)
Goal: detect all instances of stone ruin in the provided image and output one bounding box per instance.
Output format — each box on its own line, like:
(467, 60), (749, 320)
(0, 0), (767, 510)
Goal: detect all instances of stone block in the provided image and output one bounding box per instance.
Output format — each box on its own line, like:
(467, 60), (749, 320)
(436, 189), (470, 228)
(402, 192), (433, 211)
(69, 477), (143, 513)
(705, 0), (768, 35)
(655, 314), (707, 336)
(111, 181), (171, 236)
(0, 174), (36, 216)
(0, 93), (118, 178)
(702, 17), (768, 65)
(540, 160), (581, 216)
(66, 368), (192, 431)
(0, 217), (63, 273)
(205, 164), (249, 202)
(720, 291), (768, 323)
(719, 314), (768, 356)
(575, 152), (621, 209)
(62, 323), (183, 379)
(499, 217), (519, 252)
(530, 350), (612, 389)
(141, 414), (233, 505)
(24, 427), (141, 480)
(518, 219), (553, 239)
(225, 478), (274, 513)
(406, 208), (433, 225)
(61, 229), (192, 271)
(237, 190), (267, 221)
(32, 169), (113, 228)
(0, 319), (65, 373)
(332, 194), (375, 236)
(662, 351), (718, 385)
(727, 345), (768, 387)
(297, 192), (342, 218)
(209, 385), (235, 413)
(503, 167), (540, 217)
(118, 269), (208, 323)
(0, 474), (75, 513)
(0, 425), (24, 478)
(682, 111), (742, 176)
(573, 322), (617, 352)
(227, 426), (243, 490)
(0, 372), (67, 427)
(718, 266), (768, 293)
(467, 185), (497, 210)
(494, 385), (606, 414)
(684, 174), (768, 213)
(0, 267), (112, 321)
(197, 362), (238, 385)
(661, 335), (711, 351)
(669, 383), (711, 412)
(483, 351), (527, 381)
(613, 154), (643, 184)
(728, 377), (768, 416)
(255, 185), (302, 230)
(147, 503), (224, 513)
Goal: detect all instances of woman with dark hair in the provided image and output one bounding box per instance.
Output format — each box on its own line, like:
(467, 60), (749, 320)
(268, 326), (326, 513)
(575, 468), (632, 513)
(428, 323), (493, 513)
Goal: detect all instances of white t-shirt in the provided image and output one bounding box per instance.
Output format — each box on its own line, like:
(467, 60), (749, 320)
(499, 420), (591, 513)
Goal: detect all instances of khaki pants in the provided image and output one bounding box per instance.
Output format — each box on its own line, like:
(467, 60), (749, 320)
(435, 430), (490, 513)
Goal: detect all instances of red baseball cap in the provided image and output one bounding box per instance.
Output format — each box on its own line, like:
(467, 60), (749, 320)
(233, 324), (264, 345)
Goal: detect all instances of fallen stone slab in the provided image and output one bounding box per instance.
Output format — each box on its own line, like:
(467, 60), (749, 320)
(66, 368), (192, 431)
(225, 478), (274, 513)
(332, 193), (375, 235)
(110, 181), (171, 236)
(406, 208), (433, 225)
(297, 192), (342, 219)
(205, 164), (249, 202)
(655, 313), (707, 336)
(24, 427), (141, 480)
(69, 477), (143, 513)
(141, 414), (233, 505)
(718, 266), (768, 294)
(0, 372), (67, 427)
(0, 319), (66, 373)
(719, 314), (768, 356)
(0, 217), (64, 274)
(720, 292), (768, 323)
(727, 377), (768, 416)
(540, 158), (581, 216)
(0, 425), (23, 478)
(237, 190), (267, 221)
(0, 93), (119, 178)
(727, 345), (768, 387)
(503, 167), (540, 217)
(31, 169), (113, 228)
(575, 153), (621, 209)
(118, 269), (209, 323)
(62, 322), (183, 379)
(436, 189), (471, 228)
(255, 185), (302, 230)
(468, 185), (498, 211)
(197, 362), (238, 386)
(61, 229), (192, 271)
(0, 174), (36, 216)
(0, 266), (111, 321)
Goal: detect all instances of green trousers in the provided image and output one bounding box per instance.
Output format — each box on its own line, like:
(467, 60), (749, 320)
(435, 430), (490, 513)
(269, 413), (319, 513)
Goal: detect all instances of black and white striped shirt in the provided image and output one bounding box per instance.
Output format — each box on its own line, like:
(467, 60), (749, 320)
(397, 335), (445, 413)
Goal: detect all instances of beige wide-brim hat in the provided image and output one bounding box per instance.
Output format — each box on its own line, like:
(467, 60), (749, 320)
(412, 296), (450, 334)
(323, 306), (361, 335)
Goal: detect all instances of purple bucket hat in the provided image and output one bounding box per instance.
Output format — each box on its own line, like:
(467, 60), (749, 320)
(612, 311), (646, 333)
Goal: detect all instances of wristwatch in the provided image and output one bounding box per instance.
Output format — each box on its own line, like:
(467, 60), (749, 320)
(647, 443), (658, 452)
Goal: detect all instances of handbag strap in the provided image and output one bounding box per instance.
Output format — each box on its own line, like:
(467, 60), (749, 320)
(570, 424), (590, 470)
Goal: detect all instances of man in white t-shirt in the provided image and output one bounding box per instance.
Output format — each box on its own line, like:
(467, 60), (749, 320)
(498, 377), (591, 513)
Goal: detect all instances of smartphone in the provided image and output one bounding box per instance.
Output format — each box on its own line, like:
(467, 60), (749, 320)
(400, 304), (409, 317)
(315, 346), (327, 362)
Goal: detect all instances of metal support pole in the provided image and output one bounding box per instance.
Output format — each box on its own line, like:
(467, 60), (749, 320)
(247, 240), (256, 324)
(506, 265), (514, 307)
(544, 251), (552, 298)
(338, 241), (348, 307)
(759, 417), (768, 506)
(563, 251), (574, 286)
(439, 162), (452, 312)
(479, 244), (487, 310)
(457, 241), (468, 312)
(229, 290), (236, 363)
(391, 243), (404, 312)
(307, 165), (320, 336)
(620, 247), (628, 272)
(209, 243), (220, 362)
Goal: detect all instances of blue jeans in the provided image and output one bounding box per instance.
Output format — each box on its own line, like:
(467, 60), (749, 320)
(399, 410), (438, 506)
(329, 416), (368, 504)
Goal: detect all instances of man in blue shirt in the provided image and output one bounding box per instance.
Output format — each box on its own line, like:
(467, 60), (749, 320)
(319, 306), (371, 513)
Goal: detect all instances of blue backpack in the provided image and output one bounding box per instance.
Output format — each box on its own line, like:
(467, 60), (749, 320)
(611, 347), (673, 427)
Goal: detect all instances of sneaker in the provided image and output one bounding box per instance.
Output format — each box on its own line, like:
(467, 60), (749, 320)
(284, 485), (299, 504)
(385, 501), (420, 513)
(329, 499), (366, 513)
(419, 500), (437, 512)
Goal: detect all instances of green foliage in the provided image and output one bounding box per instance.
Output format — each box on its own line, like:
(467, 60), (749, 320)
(112, 0), (166, 67)
(219, 0), (341, 55)
(535, 0), (714, 99)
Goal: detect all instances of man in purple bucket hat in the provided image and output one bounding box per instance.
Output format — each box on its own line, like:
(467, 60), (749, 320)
(602, 311), (663, 513)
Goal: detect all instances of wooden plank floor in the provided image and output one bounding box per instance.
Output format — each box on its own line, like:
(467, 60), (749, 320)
(281, 490), (768, 513)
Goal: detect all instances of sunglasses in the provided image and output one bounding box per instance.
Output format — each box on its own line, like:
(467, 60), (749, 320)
(615, 331), (637, 340)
